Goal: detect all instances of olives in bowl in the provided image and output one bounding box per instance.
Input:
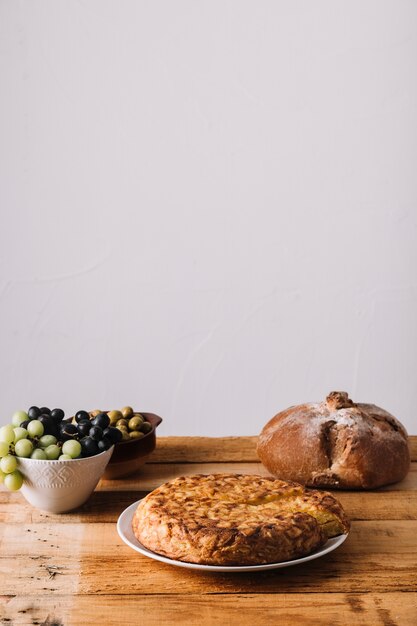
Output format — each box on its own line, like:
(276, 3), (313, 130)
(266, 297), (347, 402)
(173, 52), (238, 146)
(70, 409), (163, 479)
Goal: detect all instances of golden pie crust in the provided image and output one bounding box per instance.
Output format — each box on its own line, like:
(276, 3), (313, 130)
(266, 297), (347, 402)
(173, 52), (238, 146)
(132, 474), (350, 565)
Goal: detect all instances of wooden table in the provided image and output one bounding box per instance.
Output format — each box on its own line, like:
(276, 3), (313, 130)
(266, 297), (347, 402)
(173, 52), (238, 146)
(1, 436), (416, 625)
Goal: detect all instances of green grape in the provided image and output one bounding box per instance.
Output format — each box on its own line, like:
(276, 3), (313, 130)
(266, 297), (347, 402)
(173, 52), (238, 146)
(59, 454), (72, 460)
(13, 427), (29, 442)
(0, 468), (6, 483)
(62, 440), (81, 459)
(15, 439), (33, 458)
(0, 454), (18, 474)
(12, 410), (28, 427)
(4, 470), (23, 491)
(27, 420), (44, 438)
(0, 425), (15, 445)
(39, 435), (57, 448)
(30, 448), (47, 460)
(0, 441), (9, 457)
(45, 444), (60, 460)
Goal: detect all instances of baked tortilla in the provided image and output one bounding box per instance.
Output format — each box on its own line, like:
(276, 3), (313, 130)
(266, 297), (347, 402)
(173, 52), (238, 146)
(132, 474), (349, 565)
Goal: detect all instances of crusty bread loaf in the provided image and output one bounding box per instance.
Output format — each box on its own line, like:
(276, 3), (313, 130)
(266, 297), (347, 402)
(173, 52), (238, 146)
(132, 473), (349, 565)
(257, 391), (410, 489)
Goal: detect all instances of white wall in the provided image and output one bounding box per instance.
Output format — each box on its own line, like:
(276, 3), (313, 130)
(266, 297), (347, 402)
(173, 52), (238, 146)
(1, 1), (416, 436)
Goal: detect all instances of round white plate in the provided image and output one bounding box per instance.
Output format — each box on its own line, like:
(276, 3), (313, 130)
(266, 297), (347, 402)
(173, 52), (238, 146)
(117, 499), (349, 572)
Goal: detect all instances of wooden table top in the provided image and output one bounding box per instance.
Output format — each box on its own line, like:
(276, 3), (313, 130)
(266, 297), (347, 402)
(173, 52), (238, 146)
(1, 436), (416, 625)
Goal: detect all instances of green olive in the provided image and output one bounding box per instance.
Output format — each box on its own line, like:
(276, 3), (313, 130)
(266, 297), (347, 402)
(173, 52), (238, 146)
(128, 416), (143, 430)
(121, 430), (131, 441)
(90, 409), (101, 418)
(108, 410), (123, 425)
(139, 421), (152, 434)
(116, 419), (129, 429)
(129, 431), (144, 440)
(121, 406), (134, 419)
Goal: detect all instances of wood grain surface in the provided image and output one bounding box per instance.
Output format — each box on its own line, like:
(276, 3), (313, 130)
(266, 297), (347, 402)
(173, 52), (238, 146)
(150, 435), (417, 463)
(1, 436), (416, 625)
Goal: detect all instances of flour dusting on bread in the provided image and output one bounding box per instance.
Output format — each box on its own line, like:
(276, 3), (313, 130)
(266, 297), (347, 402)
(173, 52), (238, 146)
(257, 392), (410, 489)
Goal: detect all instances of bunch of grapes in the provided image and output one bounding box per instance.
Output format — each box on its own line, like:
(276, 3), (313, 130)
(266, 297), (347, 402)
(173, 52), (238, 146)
(0, 406), (120, 492)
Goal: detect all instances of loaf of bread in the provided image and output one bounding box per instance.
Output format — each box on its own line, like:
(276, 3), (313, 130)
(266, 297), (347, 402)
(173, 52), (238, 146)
(257, 391), (410, 489)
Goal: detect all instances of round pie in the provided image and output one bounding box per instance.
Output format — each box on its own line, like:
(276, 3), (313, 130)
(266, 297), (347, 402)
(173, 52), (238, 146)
(132, 473), (350, 565)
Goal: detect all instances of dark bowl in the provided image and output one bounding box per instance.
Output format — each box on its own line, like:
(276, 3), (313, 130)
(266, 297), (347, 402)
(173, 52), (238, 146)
(103, 412), (163, 479)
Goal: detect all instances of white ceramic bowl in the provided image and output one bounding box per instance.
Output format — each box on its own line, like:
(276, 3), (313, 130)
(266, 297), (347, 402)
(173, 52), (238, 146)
(17, 446), (114, 513)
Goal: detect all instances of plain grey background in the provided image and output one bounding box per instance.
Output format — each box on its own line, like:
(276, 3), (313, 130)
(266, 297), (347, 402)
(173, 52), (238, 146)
(1, 1), (416, 435)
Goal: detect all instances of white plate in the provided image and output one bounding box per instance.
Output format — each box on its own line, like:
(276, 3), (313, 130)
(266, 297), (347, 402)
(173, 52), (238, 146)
(117, 499), (349, 572)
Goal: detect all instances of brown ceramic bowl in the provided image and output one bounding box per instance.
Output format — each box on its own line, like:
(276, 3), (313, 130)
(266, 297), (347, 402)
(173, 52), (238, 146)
(103, 412), (163, 479)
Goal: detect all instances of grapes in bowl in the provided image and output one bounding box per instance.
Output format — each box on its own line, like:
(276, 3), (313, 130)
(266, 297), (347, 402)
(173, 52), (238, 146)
(0, 407), (114, 513)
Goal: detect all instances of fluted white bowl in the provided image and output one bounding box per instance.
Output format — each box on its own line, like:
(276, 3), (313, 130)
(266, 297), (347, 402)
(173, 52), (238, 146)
(17, 446), (114, 513)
